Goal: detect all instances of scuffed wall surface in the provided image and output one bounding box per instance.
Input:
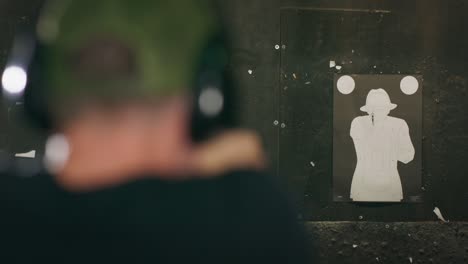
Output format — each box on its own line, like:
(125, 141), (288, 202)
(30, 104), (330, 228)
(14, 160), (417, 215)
(307, 222), (468, 264)
(220, 0), (281, 169)
(277, 5), (468, 221)
(226, 0), (468, 262)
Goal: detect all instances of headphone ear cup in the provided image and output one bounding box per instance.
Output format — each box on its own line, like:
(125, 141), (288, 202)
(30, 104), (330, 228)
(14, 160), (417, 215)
(23, 48), (53, 132)
(190, 34), (236, 142)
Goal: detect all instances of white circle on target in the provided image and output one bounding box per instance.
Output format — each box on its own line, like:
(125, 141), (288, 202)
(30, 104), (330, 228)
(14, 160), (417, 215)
(400, 76), (419, 95)
(337, 75), (355, 95)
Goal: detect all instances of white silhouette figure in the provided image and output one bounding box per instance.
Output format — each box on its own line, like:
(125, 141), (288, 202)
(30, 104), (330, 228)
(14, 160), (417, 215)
(350, 89), (415, 202)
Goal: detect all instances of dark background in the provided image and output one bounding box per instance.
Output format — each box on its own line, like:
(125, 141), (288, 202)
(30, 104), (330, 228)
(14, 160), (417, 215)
(333, 74), (422, 203)
(280, 8), (432, 221)
(1, 0), (468, 263)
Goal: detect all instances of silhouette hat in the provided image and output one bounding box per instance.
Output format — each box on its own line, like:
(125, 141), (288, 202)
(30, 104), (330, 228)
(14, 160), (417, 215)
(360, 88), (397, 112)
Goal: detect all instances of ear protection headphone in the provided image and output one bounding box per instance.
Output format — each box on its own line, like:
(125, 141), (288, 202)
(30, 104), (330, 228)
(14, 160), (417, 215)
(2, 5), (236, 144)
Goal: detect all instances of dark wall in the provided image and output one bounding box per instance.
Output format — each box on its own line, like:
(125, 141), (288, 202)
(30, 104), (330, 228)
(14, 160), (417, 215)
(228, 0), (468, 222)
(1, 0), (468, 263)
(224, 0), (468, 262)
(0, 0), (44, 154)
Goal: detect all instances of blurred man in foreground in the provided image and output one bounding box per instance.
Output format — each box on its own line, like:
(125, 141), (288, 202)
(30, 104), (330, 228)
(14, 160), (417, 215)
(1, 0), (310, 263)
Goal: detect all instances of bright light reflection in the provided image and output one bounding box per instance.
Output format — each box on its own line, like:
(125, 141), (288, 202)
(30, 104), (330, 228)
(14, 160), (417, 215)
(199, 87), (224, 117)
(44, 134), (70, 173)
(2, 65), (28, 95)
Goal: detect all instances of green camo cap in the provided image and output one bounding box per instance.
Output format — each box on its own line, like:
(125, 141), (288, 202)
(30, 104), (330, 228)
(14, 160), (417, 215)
(36, 0), (221, 118)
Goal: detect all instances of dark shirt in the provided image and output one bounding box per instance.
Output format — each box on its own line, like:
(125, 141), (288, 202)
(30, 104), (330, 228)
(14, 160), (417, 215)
(0, 170), (310, 263)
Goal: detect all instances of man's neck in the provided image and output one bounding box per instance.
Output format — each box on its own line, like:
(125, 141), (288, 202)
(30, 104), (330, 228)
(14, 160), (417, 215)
(51, 100), (265, 192)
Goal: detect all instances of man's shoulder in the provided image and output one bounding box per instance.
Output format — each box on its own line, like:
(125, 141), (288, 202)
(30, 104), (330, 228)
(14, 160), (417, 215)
(352, 115), (368, 125)
(352, 116), (368, 122)
(220, 170), (272, 183)
(387, 116), (409, 127)
(350, 116), (368, 132)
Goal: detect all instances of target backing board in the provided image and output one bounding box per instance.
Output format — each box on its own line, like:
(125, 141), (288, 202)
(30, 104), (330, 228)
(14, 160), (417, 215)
(333, 74), (423, 203)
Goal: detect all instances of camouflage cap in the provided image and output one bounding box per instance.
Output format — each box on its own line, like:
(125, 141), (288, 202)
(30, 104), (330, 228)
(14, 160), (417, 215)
(36, 0), (221, 119)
